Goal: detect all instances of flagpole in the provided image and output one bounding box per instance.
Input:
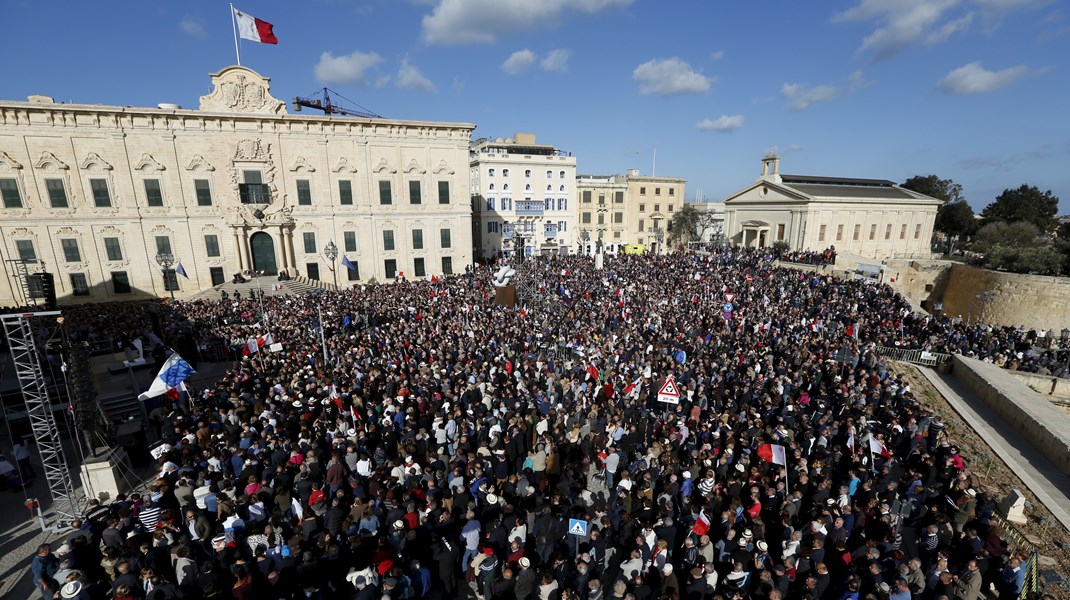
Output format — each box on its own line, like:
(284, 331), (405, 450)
(230, 4), (241, 66)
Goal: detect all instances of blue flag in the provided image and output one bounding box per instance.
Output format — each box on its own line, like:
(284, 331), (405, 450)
(175, 261), (189, 279)
(341, 255), (357, 271)
(343, 315), (351, 327)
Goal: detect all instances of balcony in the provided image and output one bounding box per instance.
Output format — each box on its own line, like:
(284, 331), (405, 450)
(239, 183), (271, 204)
(515, 200), (544, 216)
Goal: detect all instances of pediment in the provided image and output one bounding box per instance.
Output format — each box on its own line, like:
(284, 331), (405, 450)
(723, 180), (810, 204)
(199, 65), (287, 115)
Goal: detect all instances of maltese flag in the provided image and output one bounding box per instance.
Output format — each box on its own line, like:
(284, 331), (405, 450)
(869, 436), (892, 459)
(233, 6), (278, 44)
(693, 510), (711, 536)
(756, 443), (787, 466)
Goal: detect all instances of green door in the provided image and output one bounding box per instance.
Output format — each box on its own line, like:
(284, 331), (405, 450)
(250, 232), (277, 275)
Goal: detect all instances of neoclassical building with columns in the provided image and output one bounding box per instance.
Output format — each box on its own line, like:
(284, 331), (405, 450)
(0, 66), (475, 305)
(722, 155), (940, 259)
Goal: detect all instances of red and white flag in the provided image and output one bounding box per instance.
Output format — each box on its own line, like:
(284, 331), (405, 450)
(693, 510), (711, 536)
(242, 338), (258, 355)
(846, 434), (855, 454)
(756, 443), (787, 466)
(233, 7), (278, 44)
(868, 436), (892, 459)
(272, 283), (284, 291)
(586, 364), (600, 381)
(621, 377), (641, 397)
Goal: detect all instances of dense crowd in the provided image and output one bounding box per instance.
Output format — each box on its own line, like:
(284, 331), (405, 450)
(21, 249), (1054, 600)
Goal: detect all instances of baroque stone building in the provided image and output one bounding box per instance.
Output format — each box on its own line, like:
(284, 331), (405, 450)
(0, 66), (475, 305)
(723, 155), (940, 259)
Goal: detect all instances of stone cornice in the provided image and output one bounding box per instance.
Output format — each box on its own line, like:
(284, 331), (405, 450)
(0, 101), (475, 140)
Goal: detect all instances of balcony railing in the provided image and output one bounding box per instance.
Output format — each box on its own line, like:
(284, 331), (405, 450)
(515, 200), (544, 216)
(239, 183), (271, 204)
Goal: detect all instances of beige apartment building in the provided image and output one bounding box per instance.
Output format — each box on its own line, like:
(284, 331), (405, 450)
(575, 169), (686, 254)
(0, 66), (475, 305)
(723, 155), (940, 259)
(469, 133), (576, 260)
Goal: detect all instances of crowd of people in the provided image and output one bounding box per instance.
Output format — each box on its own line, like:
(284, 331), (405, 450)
(18, 248), (1056, 600)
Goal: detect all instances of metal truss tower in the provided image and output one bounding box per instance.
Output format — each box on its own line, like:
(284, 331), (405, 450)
(1, 311), (77, 517)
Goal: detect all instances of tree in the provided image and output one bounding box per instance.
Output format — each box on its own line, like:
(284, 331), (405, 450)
(934, 200), (976, 237)
(668, 204), (702, 246)
(901, 174), (964, 203)
(972, 221), (1041, 254)
(981, 184), (1060, 232)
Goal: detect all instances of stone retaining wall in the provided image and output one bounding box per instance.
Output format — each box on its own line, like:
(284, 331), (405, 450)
(888, 260), (1070, 332)
(1011, 371), (1070, 400)
(951, 355), (1070, 478)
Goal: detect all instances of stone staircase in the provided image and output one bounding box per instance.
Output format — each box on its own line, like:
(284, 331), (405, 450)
(189, 275), (338, 301)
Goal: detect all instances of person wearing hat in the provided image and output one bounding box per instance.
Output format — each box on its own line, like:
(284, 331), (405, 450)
(59, 579), (90, 600)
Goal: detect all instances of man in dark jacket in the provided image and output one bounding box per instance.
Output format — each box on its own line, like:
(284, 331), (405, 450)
(514, 557), (536, 600)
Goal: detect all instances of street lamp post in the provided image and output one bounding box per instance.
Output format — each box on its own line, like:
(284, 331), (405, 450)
(155, 251), (175, 300)
(1061, 328), (1070, 377)
(580, 229), (590, 256)
(323, 241), (338, 289)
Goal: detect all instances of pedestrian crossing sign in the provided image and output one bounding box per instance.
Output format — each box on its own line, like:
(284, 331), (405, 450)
(568, 519), (588, 537)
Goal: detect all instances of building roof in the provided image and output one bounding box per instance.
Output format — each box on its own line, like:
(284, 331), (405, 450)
(788, 183), (920, 200)
(780, 174), (897, 187)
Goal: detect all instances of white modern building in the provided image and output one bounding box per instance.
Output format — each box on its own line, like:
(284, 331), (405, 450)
(722, 155), (940, 258)
(469, 133), (576, 260)
(0, 66), (475, 305)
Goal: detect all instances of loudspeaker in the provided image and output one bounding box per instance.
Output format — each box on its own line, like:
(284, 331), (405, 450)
(38, 272), (57, 310)
(115, 421), (149, 469)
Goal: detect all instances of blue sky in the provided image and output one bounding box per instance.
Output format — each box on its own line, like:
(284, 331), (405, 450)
(5, 0), (1068, 213)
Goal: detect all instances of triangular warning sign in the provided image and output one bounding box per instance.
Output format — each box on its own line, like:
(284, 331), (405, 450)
(724, 293), (735, 303)
(569, 521), (586, 535)
(658, 379), (679, 396)
(657, 377), (680, 404)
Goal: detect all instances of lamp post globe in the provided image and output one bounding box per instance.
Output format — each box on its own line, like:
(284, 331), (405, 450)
(324, 241), (339, 288)
(155, 250), (175, 300)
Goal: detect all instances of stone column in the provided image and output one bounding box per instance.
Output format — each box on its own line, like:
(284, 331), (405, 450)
(277, 225), (289, 272)
(242, 233), (253, 272)
(285, 228), (297, 274)
(233, 229), (246, 271)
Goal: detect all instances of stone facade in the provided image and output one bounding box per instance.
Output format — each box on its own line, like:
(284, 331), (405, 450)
(723, 155), (940, 259)
(0, 66), (475, 305)
(893, 260), (1070, 332)
(574, 170), (686, 255)
(469, 133), (576, 260)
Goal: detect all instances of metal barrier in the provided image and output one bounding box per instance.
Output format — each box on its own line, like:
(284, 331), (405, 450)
(990, 513), (1040, 598)
(874, 346), (953, 368)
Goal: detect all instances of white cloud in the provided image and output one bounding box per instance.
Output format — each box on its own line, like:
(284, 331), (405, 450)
(937, 61), (1034, 94)
(925, 12), (974, 43)
(710, 50), (725, 61)
(835, 0), (962, 60)
(633, 58), (712, 95)
(314, 51), (384, 85)
(696, 115), (744, 132)
(179, 15), (207, 39)
(422, 0), (633, 45)
(540, 48), (571, 72)
(502, 49), (536, 75)
(397, 59), (437, 92)
(781, 71), (865, 110)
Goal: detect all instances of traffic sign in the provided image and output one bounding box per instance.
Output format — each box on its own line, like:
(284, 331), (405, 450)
(657, 377), (680, 404)
(724, 293), (735, 303)
(568, 519), (589, 537)
(723, 303), (733, 313)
